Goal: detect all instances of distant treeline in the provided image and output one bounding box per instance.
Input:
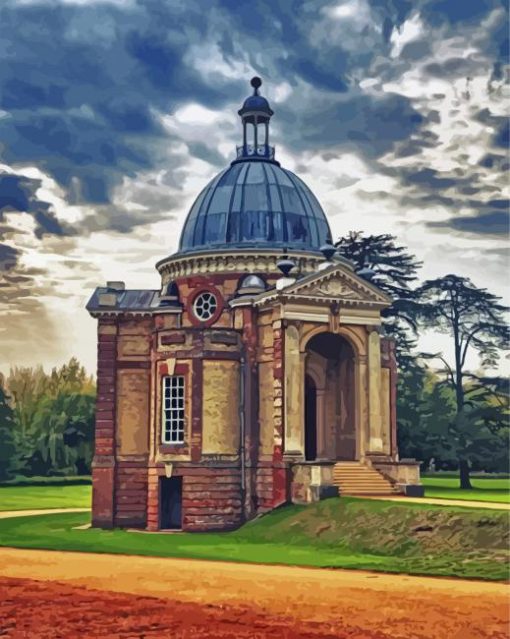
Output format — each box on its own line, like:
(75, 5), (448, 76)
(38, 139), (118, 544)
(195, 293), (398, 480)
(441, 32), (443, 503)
(397, 368), (509, 475)
(0, 358), (95, 481)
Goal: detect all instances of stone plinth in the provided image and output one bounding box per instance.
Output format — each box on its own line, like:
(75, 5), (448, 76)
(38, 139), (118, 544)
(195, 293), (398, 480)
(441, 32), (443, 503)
(291, 463), (338, 504)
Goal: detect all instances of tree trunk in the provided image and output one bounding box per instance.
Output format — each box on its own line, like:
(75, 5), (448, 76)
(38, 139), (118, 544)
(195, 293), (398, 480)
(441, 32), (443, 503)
(459, 459), (472, 490)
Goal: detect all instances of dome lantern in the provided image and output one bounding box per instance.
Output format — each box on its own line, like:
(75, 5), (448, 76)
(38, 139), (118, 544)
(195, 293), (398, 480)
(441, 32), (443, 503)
(236, 77), (276, 163)
(176, 77), (333, 256)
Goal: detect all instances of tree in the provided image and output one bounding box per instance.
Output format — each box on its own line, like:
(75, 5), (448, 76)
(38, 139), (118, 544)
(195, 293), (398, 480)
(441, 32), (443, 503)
(6, 365), (48, 438)
(335, 232), (422, 369)
(0, 384), (17, 481)
(397, 365), (436, 463)
(416, 274), (509, 488)
(32, 393), (95, 474)
(5, 359), (96, 476)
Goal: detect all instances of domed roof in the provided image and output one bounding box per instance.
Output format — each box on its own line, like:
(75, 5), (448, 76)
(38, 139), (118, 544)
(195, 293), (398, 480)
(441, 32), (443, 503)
(241, 94), (272, 114)
(238, 76), (273, 119)
(178, 160), (332, 254)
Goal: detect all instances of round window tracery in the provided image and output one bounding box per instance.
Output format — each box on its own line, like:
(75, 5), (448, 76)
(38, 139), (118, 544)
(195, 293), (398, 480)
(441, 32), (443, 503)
(192, 291), (218, 322)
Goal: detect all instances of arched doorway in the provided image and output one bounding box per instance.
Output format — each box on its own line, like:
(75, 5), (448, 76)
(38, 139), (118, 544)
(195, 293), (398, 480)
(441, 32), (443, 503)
(305, 332), (357, 461)
(304, 375), (317, 461)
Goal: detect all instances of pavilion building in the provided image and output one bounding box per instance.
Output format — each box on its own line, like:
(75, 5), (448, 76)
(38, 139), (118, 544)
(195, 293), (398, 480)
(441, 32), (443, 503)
(87, 78), (421, 532)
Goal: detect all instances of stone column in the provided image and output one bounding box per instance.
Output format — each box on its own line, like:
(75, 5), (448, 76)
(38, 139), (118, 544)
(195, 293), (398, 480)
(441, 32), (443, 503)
(367, 328), (384, 454)
(283, 324), (305, 457)
(316, 389), (326, 458)
(357, 355), (368, 459)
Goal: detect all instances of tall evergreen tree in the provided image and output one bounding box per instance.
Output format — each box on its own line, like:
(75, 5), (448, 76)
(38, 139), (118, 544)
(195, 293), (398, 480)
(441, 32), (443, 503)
(416, 274), (509, 488)
(0, 384), (17, 481)
(335, 231), (422, 369)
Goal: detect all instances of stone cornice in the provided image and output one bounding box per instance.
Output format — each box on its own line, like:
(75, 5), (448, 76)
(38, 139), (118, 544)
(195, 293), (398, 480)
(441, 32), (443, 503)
(89, 310), (156, 319)
(277, 293), (387, 308)
(156, 249), (352, 281)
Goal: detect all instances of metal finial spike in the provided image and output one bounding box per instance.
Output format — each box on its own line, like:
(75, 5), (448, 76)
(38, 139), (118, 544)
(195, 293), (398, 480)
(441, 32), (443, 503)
(250, 76), (262, 94)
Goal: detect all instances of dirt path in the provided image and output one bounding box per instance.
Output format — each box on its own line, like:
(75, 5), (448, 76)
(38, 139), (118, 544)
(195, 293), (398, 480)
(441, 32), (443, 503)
(367, 496), (510, 510)
(0, 508), (89, 519)
(0, 548), (508, 639)
(1, 577), (342, 639)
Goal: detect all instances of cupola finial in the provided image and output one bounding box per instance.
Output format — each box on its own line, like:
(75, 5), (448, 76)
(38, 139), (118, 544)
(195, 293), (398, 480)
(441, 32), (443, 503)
(250, 76), (262, 94)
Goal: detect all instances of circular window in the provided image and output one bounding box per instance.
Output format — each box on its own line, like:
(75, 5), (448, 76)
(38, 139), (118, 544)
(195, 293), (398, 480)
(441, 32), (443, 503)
(192, 291), (218, 322)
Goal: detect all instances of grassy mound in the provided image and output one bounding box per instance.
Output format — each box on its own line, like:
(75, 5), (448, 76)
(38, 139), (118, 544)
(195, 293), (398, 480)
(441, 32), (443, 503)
(243, 498), (509, 561)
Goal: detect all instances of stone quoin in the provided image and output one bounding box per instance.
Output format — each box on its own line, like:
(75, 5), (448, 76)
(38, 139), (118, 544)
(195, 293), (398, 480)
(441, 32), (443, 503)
(86, 77), (422, 532)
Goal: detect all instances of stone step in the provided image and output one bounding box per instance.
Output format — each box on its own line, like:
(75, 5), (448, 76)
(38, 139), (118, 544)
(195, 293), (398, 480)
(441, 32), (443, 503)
(333, 470), (381, 477)
(334, 474), (390, 480)
(340, 491), (395, 495)
(339, 489), (395, 494)
(339, 483), (395, 489)
(333, 461), (395, 496)
(336, 479), (391, 486)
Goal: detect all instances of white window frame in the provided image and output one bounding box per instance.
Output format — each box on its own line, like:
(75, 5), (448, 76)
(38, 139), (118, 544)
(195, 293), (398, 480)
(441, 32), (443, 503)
(193, 291), (218, 321)
(161, 375), (185, 445)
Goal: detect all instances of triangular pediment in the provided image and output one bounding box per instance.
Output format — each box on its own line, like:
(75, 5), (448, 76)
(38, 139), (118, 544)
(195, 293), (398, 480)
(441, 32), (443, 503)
(290, 274), (364, 300)
(285, 266), (391, 305)
(252, 264), (392, 309)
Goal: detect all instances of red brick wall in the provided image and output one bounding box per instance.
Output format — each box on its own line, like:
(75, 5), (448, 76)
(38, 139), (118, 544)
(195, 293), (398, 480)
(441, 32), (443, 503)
(91, 320), (117, 528)
(146, 466), (243, 532)
(92, 271), (292, 532)
(114, 462), (147, 527)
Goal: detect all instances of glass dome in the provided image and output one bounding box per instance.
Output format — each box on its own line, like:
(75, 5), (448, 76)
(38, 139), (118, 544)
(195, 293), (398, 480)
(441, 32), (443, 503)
(178, 160), (332, 254)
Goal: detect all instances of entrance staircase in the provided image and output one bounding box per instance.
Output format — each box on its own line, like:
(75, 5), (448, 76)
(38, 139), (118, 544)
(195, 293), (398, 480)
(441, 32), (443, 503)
(333, 462), (396, 496)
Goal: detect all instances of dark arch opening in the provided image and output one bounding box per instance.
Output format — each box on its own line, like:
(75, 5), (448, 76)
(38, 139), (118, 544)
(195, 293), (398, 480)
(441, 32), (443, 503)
(304, 374), (317, 461)
(305, 332), (357, 461)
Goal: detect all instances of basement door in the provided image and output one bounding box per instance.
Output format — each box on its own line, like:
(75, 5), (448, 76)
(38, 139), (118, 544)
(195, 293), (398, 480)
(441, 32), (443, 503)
(159, 477), (183, 530)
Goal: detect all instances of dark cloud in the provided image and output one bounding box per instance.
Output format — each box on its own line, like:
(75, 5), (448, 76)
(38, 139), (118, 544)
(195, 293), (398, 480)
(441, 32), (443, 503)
(0, 0), (242, 215)
(0, 0), (507, 242)
(479, 153), (510, 171)
(424, 57), (478, 78)
(429, 211), (509, 236)
(277, 92), (423, 157)
(0, 0), (446, 217)
(420, 0), (504, 26)
(0, 243), (19, 271)
(186, 142), (226, 169)
(405, 168), (459, 190)
(0, 172), (75, 238)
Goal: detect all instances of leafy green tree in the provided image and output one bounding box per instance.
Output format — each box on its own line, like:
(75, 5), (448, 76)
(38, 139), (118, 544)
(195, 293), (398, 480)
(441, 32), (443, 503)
(0, 384), (17, 481)
(6, 359), (96, 476)
(32, 393), (95, 474)
(417, 274), (509, 488)
(7, 365), (48, 438)
(335, 231), (422, 369)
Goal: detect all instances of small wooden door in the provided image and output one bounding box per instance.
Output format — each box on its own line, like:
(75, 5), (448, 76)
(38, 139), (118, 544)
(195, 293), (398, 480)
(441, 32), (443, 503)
(160, 477), (183, 529)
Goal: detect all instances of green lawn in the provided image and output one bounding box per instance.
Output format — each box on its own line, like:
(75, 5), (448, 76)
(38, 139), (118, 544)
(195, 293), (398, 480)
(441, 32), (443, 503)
(1, 476), (507, 513)
(0, 497), (507, 581)
(0, 485), (92, 511)
(422, 476), (510, 503)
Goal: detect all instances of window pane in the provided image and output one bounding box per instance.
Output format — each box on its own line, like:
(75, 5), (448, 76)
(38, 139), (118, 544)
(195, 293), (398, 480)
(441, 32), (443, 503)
(162, 375), (185, 444)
